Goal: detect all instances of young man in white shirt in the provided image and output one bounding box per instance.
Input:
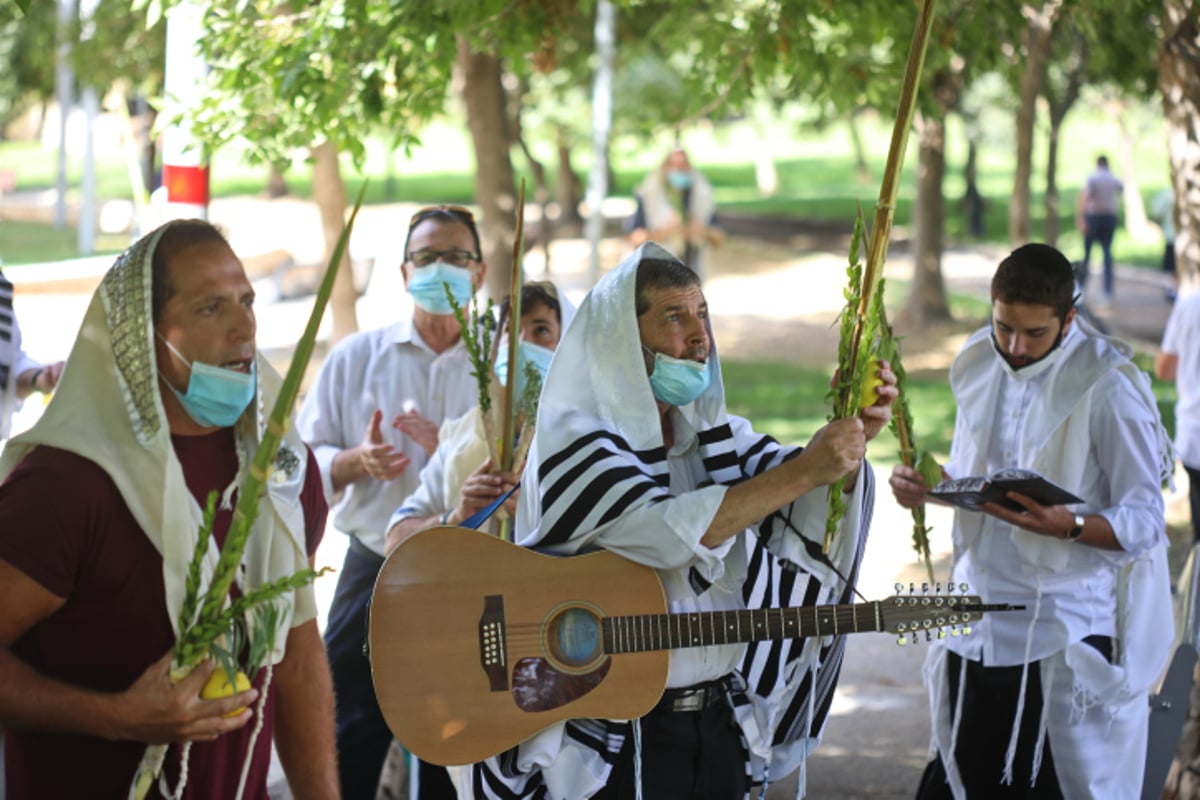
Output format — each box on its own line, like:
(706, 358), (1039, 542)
(891, 243), (1173, 799)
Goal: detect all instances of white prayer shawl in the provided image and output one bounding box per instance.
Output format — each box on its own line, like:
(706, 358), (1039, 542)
(926, 318), (1174, 800)
(465, 242), (873, 799)
(636, 169), (717, 279)
(0, 222), (316, 662)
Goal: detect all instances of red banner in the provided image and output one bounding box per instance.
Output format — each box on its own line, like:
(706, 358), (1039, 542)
(163, 164), (210, 206)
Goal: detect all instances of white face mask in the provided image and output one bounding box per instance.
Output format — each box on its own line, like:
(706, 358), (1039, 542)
(990, 331), (1067, 382)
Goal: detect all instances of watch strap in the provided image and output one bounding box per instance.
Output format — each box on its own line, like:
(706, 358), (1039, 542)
(1065, 513), (1085, 541)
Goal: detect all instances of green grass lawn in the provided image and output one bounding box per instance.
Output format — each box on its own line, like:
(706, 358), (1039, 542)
(721, 359), (959, 466)
(1, 102), (1173, 267)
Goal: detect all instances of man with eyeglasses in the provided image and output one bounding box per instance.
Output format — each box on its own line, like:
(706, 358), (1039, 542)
(297, 205), (485, 799)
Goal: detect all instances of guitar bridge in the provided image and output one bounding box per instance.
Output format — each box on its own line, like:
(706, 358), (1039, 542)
(479, 595), (508, 692)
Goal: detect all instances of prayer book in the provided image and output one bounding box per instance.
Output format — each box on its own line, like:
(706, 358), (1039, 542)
(929, 468), (1084, 512)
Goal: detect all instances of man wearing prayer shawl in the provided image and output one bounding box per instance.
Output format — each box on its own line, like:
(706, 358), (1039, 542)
(0, 220), (338, 798)
(466, 242), (896, 799)
(891, 243), (1174, 799)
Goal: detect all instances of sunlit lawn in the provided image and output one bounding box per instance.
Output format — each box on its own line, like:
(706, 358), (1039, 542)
(1, 103), (1173, 268)
(721, 359), (958, 467)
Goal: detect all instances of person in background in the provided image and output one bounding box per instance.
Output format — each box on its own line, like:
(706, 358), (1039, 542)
(385, 280), (570, 551)
(296, 204), (484, 799)
(1156, 287), (1200, 542)
(891, 243), (1173, 799)
(626, 146), (723, 281)
(0, 219), (337, 798)
(1075, 155), (1123, 307)
(0, 268), (64, 440)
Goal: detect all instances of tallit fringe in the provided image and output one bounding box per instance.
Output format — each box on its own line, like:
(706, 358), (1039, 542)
(1003, 576), (1044, 785)
(1030, 657), (1056, 785)
(633, 717), (643, 800)
(792, 662), (817, 800)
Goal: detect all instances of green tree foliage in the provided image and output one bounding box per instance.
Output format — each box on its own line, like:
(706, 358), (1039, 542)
(0, 0), (55, 130)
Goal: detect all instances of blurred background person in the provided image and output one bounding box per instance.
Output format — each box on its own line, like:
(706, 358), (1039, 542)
(626, 145), (723, 280)
(0, 268), (64, 441)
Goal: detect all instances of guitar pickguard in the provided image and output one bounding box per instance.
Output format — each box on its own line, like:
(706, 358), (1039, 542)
(511, 656), (611, 712)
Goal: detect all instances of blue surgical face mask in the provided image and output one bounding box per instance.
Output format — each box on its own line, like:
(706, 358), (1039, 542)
(643, 346), (711, 406)
(665, 170), (693, 191)
(495, 341), (555, 396)
(157, 334), (256, 428)
(408, 262), (474, 315)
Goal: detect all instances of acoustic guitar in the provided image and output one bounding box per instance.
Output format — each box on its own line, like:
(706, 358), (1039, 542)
(369, 526), (1007, 766)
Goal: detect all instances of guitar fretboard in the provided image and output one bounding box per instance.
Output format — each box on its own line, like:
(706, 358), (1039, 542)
(601, 602), (882, 654)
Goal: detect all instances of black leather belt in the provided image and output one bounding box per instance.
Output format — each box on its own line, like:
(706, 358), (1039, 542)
(654, 677), (729, 714)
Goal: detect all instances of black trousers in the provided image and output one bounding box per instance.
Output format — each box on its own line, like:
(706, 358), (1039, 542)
(915, 637), (1112, 800)
(1186, 463), (1200, 543)
(596, 687), (746, 799)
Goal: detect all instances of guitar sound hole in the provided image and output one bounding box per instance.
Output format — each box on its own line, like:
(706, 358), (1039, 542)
(546, 607), (602, 668)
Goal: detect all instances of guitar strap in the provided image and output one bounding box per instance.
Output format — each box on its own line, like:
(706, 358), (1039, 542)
(460, 481), (521, 530)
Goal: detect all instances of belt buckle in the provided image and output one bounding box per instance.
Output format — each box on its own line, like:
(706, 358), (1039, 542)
(670, 688), (707, 713)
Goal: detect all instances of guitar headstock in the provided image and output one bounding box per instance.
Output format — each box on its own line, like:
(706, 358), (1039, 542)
(880, 582), (985, 646)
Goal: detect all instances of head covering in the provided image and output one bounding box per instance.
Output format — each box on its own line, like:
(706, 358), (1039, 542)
(517, 241), (734, 554)
(0, 221), (315, 661)
(536, 241), (722, 452)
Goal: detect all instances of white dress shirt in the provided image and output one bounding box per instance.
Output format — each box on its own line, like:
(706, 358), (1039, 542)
(1161, 290), (1200, 467)
(296, 317), (475, 555)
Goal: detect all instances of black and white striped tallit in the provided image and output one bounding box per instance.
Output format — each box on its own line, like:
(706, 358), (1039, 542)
(0, 269), (35, 440)
(466, 243), (874, 799)
(0, 270), (15, 434)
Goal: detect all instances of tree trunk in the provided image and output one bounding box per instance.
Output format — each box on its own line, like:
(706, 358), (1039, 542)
(1113, 108), (1155, 242)
(904, 112), (951, 325)
(457, 40), (517, 302)
(1042, 33), (1087, 248)
(848, 108), (871, 183)
(1043, 122), (1062, 248)
(555, 127), (584, 236)
(1159, 0), (1200, 296)
(509, 82), (552, 260)
(963, 137), (985, 239)
(310, 140), (358, 343)
(266, 164), (289, 199)
(1160, 2), (1200, 786)
(1009, 1), (1063, 246)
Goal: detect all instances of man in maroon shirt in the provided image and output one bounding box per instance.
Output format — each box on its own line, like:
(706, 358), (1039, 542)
(0, 220), (339, 798)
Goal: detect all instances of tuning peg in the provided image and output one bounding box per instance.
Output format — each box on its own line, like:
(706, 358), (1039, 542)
(897, 635), (908, 646)
(895, 582), (903, 594)
(921, 582), (929, 594)
(938, 630), (947, 639)
(949, 628), (960, 637)
(925, 630), (933, 642)
(962, 625), (972, 636)
(959, 582), (969, 593)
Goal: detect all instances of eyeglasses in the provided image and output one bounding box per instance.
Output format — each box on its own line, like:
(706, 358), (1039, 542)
(408, 248), (480, 268)
(404, 204), (482, 263)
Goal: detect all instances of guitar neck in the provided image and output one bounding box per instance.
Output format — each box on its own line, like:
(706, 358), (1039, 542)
(602, 602), (881, 654)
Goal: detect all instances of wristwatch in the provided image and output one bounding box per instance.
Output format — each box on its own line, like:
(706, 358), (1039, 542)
(1064, 514), (1085, 542)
